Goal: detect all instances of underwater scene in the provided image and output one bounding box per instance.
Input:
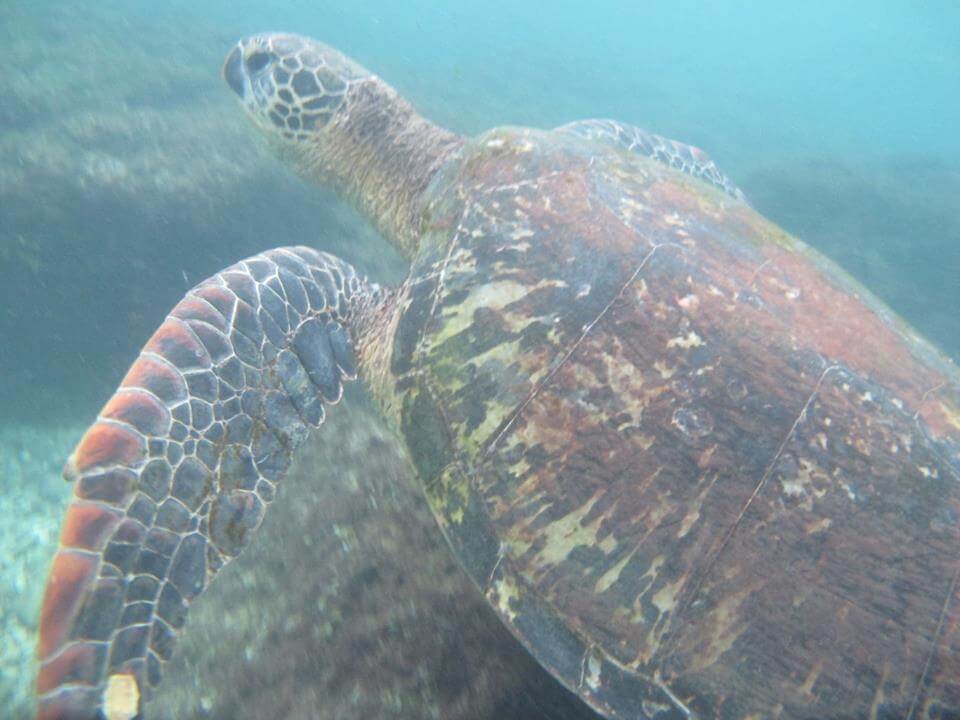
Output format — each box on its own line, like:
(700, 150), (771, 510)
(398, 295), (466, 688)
(2, 1), (959, 718)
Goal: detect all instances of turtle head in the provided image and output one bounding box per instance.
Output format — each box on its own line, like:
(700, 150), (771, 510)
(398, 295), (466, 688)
(223, 33), (462, 260)
(223, 33), (369, 148)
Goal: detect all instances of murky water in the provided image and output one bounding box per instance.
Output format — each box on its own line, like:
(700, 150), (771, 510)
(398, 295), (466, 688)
(2, 1), (957, 718)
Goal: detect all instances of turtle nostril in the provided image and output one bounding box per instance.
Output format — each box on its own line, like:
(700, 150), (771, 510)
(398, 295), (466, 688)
(245, 51), (273, 73)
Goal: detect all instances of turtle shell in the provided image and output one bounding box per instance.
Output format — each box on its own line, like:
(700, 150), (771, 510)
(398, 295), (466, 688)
(391, 126), (960, 719)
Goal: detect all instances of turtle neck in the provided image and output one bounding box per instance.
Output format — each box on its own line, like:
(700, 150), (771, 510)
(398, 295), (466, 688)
(292, 77), (464, 261)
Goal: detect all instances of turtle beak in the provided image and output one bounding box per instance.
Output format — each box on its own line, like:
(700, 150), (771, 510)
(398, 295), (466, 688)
(223, 44), (246, 98)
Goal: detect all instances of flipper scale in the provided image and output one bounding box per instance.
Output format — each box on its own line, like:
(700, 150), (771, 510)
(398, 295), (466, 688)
(36, 246), (375, 720)
(557, 117), (747, 201)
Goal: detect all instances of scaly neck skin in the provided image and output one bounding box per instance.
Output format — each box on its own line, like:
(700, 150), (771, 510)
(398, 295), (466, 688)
(291, 78), (463, 260)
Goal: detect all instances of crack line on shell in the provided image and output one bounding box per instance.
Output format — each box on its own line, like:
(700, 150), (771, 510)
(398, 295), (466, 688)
(482, 242), (679, 457)
(907, 555), (960, 720)
(669, 362), (838, 646)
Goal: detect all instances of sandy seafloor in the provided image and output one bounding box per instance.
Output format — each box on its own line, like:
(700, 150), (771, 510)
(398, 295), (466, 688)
(1, 1), (958, 718)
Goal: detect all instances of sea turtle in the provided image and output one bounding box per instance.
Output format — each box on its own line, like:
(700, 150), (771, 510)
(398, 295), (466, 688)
(35, 32), (960, 720)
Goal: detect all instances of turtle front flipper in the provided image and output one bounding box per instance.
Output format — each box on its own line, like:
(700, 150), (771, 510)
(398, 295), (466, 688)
(35, 247), (380, 720)
(556, 118), (747, 201)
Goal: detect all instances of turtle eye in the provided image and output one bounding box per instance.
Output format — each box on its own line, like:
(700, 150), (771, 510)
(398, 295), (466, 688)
(245, 51), (273, 73)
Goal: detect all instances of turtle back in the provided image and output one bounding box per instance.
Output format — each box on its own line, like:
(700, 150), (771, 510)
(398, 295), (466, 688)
(391, 126), (960, 718)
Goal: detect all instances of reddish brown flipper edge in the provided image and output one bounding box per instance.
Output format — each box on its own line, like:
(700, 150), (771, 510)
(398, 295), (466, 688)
(35, 247), (367, 720)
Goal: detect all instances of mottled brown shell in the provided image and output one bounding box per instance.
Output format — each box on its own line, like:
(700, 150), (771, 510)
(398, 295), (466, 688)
(389, 126), (960, 719)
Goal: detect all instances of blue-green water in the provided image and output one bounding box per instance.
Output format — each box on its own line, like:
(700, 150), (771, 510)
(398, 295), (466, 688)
(1, 1), (958, 718)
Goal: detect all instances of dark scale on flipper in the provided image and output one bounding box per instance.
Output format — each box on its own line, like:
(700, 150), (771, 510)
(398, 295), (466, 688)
(245, 257), (275, 282)
(252, 426), (291, 482)
(271, 248), (312, 278)
(218, 444), (259, 490)
(109, 625), (150, 669)
(171, 457), (212, 511)
(223, 270), (259, 308)
(189, 321), (233, 364)
(104, 542), (139, 575)
(155, 498), (192, 533)
(209, 490), (265, 557)
(308, 266), (339, 312)
(147, 651), (163, 688)
(77, 468), (137, 506)
(186, 370), (219, 403)
(71, 578), (125, 643)
(169, 533), (208, 600)
(265, 273), (287, 303)
(232, 299), (263, 346)
(114, 522), (146, 548)
(224, 415), (253, 445)
(240, 388), (263, 418)
(171, 402), (190, 425)
(278, 267), (309, 314)
(165, 442), (183, 466)
(292, 317), (344, 402)
(123, 355), (188, 405)
(119, 601), (153, 627)
(126, 575), (160, 603)
(278, 349), (325, 425)
(259, 306), (286, 347)
(196, 439), (218, 470)
(170, 422), (188, 443)
(37, 246), (375, 719)
(145, 319), (212, 372)
(127, 494), (157, 526)
(326, 322), (357, 377)
(240, 368), (260, 392)
(145, 528), (179, 563)
(217, 356), (244, 390)
(204, 422), (225, 444)
(139, 459), (172, 501)
(156, 583), (187, 630)
(189, 399), (213, 431)
(231, 328), (261, 366)
(150, 619), (177, 661)
(301, 275), (329, 312)
(170, 296), (229, 333)
(136, 547), (171, 580)
(262, 341), (279, 365)
(194, 283), (236, 321)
